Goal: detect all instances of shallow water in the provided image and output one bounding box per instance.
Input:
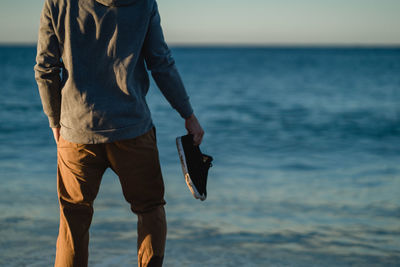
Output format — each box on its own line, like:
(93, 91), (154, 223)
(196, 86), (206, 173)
(0, 46), (399, 266)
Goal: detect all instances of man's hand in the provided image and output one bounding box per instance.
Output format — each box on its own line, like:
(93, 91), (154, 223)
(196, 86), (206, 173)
(185, 114), (204, 146)
(52, 127), (61, 144)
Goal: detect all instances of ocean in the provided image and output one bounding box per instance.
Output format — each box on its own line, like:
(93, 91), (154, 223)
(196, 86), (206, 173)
(0, 46), (399, 266)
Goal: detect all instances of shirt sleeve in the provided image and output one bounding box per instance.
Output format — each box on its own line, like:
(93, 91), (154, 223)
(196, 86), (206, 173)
(34, 0), (62, 128)
(143, 1), (194, 119)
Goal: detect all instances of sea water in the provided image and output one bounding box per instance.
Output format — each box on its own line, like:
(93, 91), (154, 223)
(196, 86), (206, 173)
(0, 46), (399, 266)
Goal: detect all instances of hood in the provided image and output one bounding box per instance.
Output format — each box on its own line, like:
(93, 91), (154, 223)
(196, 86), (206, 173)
(96, 0), (139, 7)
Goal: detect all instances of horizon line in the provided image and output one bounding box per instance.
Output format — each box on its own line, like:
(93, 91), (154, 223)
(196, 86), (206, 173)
(1, 41), (399, 48)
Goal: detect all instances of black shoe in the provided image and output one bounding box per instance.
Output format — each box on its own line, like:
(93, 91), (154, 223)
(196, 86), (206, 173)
(176, 134), (213, 201)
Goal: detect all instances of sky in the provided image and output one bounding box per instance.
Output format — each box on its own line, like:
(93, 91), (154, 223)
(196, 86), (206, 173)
(0, 0), (399, 45)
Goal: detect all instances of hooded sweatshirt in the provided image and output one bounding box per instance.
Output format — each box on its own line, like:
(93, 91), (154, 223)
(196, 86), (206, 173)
(35, 0), (193, 144)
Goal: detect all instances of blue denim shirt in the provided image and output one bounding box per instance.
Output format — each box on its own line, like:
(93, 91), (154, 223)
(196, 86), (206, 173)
(35, 0), (193, 144)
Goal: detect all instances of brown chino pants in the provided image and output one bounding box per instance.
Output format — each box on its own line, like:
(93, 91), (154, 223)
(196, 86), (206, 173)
(55, 128), (166, 267)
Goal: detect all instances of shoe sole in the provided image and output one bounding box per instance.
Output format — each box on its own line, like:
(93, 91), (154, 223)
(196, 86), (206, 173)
(176, 137), (206, 201)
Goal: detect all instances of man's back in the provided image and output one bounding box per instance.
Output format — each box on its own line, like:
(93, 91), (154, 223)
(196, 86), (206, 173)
(35, 0), (193, 144)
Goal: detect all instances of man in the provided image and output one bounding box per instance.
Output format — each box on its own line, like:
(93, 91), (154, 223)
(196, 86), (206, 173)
(34, 0), (204, 266)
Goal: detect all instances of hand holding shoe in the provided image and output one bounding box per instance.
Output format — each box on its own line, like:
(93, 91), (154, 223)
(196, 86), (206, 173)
(185, 113), (204, 146)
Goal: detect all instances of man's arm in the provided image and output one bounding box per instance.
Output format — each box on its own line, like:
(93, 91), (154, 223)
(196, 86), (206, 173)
(34, 0), (62, 142)
(143, 1), (204, 145)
